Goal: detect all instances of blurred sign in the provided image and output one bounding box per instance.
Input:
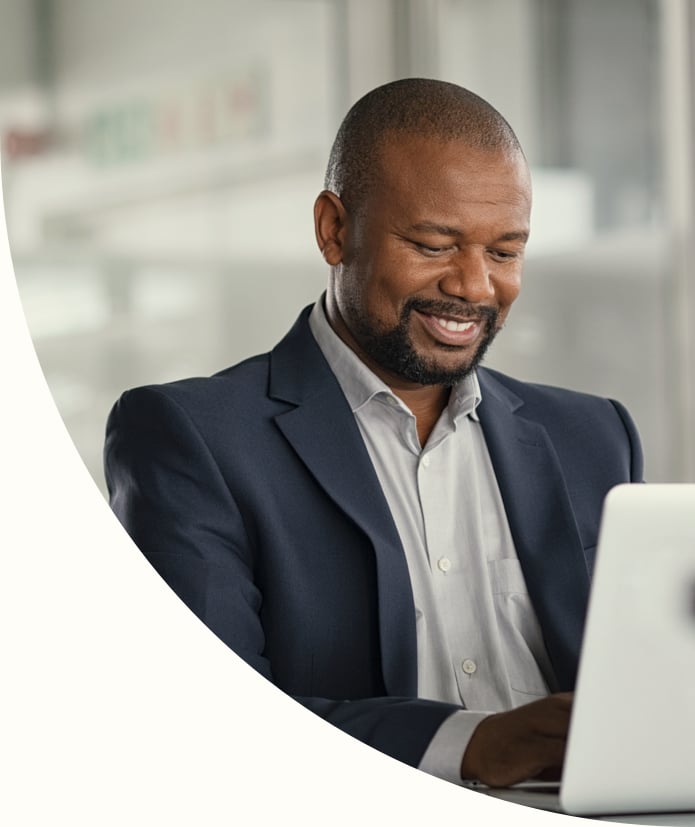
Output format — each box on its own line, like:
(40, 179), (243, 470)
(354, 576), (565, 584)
(82, 66), (269, 166)
(3, 128), (53, 161)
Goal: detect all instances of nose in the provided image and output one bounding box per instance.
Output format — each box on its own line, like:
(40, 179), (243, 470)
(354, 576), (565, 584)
(438, 249), (495, 303)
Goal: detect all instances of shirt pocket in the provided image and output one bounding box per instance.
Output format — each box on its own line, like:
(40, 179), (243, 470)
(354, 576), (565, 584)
(487, 558), (555, 701)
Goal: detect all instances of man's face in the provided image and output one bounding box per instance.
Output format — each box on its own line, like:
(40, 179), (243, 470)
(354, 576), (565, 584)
(325, 136), (531, 388)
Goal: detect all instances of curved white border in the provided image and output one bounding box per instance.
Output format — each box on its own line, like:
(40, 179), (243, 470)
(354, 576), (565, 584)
(0, 156), (574, 825)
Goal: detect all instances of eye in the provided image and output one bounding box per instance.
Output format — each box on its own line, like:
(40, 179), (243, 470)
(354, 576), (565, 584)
(414, 242), (454, 257)
(489, 248), (520, 263)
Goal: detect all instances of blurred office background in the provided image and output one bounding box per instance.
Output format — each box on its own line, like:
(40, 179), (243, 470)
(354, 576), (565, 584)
(1, 0), (694, 492)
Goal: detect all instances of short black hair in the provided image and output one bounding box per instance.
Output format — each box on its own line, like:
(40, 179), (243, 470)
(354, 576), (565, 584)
(324, 78), (523, 213)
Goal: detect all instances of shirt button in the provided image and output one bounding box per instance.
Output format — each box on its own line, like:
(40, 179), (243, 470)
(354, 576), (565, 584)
(462, 659), (477, 675)
(421, 455), (431, 468)
(437, 557), (452, 573)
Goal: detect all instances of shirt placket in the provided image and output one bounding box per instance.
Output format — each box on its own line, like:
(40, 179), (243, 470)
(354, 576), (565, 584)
(417, 427), (512, 710)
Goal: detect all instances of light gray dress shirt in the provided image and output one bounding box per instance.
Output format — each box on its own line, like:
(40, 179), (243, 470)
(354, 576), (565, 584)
(309, 299), (556, 784)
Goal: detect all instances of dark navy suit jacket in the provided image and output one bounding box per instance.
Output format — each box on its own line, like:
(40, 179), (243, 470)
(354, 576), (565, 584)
(104, 305), (643, 768)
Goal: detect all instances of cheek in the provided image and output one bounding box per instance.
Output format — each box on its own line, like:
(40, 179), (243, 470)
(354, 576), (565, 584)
(345, 242), (430, 322)
(375, 260), (437, 312)
(338, 263), (402, 328)
(363, 284), (406, 328)
(362, 260), (417, 311)
(496, 271), (522, 310)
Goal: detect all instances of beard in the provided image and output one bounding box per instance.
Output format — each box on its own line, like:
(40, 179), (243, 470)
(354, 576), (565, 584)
(347, 296), (500, 386)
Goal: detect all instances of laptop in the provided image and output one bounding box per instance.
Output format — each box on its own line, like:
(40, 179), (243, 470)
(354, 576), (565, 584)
(466, 483), (695, 820)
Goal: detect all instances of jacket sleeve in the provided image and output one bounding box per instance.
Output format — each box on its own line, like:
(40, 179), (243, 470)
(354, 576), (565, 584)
(103, 386), (461, 770)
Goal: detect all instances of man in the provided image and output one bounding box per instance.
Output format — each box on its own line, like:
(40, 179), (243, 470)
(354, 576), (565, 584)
(105, 79), (643, 787)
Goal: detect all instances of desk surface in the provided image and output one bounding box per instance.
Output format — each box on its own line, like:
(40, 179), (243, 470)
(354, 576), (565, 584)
(472, 786), (695, 824)
(600, 815), (695, 826)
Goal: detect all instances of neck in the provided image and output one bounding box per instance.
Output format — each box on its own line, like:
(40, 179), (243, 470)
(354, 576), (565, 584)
(392, 383), (450, 447)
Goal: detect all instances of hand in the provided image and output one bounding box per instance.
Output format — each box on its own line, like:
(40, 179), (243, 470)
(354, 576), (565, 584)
(460, 692), (573, 787)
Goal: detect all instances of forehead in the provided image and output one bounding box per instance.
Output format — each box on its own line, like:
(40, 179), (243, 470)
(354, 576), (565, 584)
(371, 134), (531, 219)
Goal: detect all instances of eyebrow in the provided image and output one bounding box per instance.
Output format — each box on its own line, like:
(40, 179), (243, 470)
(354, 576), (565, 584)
(408, 222), (529, 243)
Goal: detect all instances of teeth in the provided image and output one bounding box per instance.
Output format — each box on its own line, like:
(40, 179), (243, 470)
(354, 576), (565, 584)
(434, 316), (474, 332)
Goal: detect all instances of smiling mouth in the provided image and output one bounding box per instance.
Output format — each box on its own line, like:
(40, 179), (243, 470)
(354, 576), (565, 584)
(413, 309), (485, 346)
(430, 315), (476, 333)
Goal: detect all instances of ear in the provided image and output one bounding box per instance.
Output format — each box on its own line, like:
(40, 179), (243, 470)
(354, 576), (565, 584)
(314, 190), (348, 265)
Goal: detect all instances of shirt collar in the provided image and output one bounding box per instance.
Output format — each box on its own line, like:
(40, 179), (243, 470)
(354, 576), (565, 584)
(308, 296), (482, 422)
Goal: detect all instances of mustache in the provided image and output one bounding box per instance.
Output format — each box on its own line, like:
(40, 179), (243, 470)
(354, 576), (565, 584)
(402, 297), (499, 324)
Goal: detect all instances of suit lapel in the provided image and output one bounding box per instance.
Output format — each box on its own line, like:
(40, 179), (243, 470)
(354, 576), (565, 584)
(477, 370), (591, 690)
(268, 307), (418, 697)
